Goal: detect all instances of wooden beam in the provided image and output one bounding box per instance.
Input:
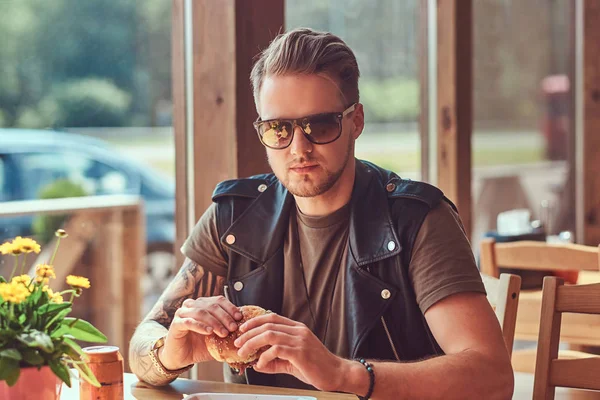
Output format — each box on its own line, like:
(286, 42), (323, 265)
(189, 0), (280, 221)
(418, 0), (430, 182)
(172, 0), (284, 381)
(90, 211), (125, 360)
(583, 0), (600, 245)
(436, 0), (473, 239)
(172, 0), (188, 269)
(121, 207), (144, 372)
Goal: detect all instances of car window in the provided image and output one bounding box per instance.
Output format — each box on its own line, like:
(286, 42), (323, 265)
(0, 156), (6, 202)
(13, 152), (138, 200)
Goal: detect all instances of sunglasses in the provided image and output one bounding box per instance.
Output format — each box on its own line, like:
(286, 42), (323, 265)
(253, 103), (357, 150)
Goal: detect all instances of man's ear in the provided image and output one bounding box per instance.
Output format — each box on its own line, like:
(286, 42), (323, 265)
(351, 103), (365, 140)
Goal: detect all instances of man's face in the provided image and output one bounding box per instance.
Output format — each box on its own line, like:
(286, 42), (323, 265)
(257, 74), (362, 198)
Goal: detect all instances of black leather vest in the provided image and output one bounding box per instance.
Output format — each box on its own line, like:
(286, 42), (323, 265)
(211, 160), (452, 386)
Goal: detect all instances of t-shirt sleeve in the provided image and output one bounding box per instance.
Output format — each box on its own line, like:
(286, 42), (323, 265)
(409, 200), (486, 314)
(180, 202), (228, 277)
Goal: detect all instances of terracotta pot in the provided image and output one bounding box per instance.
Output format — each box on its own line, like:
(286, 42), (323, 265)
(0, 365), (63, 400)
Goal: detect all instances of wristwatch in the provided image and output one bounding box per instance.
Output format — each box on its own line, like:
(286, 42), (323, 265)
(149, 336), (194, 379)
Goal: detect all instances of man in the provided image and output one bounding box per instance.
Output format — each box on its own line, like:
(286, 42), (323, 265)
(130, 28), (514, 399)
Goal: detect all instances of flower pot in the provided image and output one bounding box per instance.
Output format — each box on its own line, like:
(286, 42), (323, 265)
(0, 365), (62, 400)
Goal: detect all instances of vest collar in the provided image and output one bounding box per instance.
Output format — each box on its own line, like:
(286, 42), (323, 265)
(221, 160), (401, 265)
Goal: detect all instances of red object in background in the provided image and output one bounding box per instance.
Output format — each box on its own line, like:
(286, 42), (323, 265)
(553, 269), (580, 285)
(540, 75), (570, 161)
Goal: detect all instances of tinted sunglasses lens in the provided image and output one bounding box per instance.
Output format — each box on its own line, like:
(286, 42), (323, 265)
(303, 114), (341, 143)
(258, 121), (293, 148)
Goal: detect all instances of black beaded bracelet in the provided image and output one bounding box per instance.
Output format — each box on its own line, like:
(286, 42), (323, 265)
(355, 358), (375, 400)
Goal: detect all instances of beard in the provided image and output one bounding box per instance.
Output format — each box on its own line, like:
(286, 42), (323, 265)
(269, 136), (353, 198)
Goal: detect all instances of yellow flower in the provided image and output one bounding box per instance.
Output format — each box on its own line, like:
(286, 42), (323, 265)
(41, 286), (62, 303)
(66, 275), (90, 289)
(0, 241), (13, 255)
(35, 277), (50, 285)
(0, 282), (32, 304)
(55, 229), (68, 238)
(35, 264), (56, 280)
(52, 293), (64, 304)
(11, 237), (41, 254)
(11, 274), (32, 287)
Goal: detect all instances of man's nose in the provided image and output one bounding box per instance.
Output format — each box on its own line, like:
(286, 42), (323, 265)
(289, 125), (313, 156)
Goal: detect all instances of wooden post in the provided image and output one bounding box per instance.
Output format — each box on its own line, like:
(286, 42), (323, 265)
(172, 0), (284, 381)
(172, 0), (188, 269)
(582, 0), (600, 245)
(436, 0), (473, 240)
(90, 211), (125, 356)
(121, 206), (144, 371)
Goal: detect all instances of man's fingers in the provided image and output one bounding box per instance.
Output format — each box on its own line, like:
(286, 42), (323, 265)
(178, 307), (230, 337)
(171, 317), (213, 336)
(215, 296), (243, 320)
(239, 312), (299, 333)
(205, 302), (241, 333)
(255, 345), (293, 370)
(235, 323), (299, 349)
(237, 330), (296, 359)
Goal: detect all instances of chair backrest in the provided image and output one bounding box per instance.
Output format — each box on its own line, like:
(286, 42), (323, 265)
(533, 277), (600, 399)
(479, 238), (600, 278)
(481, 273), (522, 356)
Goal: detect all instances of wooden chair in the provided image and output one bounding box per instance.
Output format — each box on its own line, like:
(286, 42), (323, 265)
(533, 277), (600, 399)
(479, 238), (600, 373)
(481, 273), (522, 356)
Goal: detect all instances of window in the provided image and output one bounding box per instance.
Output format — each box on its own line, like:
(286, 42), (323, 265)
(286, 0), (422, 179)
(0, 156), (6, 202)
(471, 0), (574, 251)
(13, 152), (138, 200)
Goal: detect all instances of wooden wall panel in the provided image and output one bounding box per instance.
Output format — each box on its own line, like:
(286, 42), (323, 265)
(436, 0), (473, 239)
(173, 0), (284, 381)
(583, 0), (600, 245)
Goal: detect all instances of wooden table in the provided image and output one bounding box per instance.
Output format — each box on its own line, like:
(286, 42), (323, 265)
(61, 373), (354, 399)
(61, 372), (600, 399)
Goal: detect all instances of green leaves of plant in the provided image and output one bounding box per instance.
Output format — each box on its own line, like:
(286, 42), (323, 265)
(49, 359), (71, 388)
(17, 330), (54, 353)
(0, 356), (20, 386)
(61, 318), (107, 343)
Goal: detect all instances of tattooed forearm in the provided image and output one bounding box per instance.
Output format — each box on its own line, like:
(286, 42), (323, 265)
(129, 321), (175, 386)
(146, 258), (205, 328)
(129, 257), (225, 385)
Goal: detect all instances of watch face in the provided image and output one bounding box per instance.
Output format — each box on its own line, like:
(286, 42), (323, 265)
(154, 336), (166, 349)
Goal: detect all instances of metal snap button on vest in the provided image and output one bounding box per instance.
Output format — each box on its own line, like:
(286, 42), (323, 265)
(226, 234), (236, 245)
(234, 281), (244, 291)
(381, 289), (391, 299)
(258, 184), (267, 192)
(386, 183), (396, 192)
(387, 240), (396, 251)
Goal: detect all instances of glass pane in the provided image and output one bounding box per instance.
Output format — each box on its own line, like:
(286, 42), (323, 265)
(0, 0), (175, 316)
(286, 0), (422, 179)
(472, 0), (574, 250)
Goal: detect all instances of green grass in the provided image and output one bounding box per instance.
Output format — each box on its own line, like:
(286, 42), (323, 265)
(357, 147), (544, 176)
(105, 136), (545, 178)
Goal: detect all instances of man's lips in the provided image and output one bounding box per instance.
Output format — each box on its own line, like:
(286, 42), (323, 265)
(289, 164), (319, 173)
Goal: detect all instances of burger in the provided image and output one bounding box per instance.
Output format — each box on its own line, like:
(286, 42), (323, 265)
(205, 305), (269, 374)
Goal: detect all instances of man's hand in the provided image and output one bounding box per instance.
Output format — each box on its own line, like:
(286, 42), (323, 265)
(234, 313), (345, 392)
(159, 295), (243, 370)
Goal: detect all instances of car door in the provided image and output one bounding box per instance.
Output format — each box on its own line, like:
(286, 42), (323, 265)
(6, 150), (141, 243)
(0, 154), (33, 242)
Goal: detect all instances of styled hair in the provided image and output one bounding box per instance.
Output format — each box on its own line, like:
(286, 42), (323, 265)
(250, 28), (360, 107)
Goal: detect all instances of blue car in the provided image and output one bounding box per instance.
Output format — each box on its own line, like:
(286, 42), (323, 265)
(0, 129), (176, 313)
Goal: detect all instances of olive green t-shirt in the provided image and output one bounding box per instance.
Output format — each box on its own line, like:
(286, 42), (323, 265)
(181, 198), (485, 362)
